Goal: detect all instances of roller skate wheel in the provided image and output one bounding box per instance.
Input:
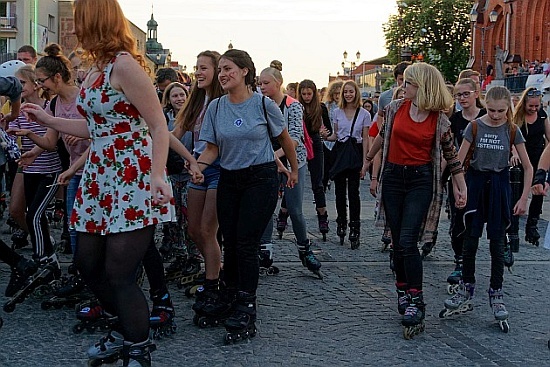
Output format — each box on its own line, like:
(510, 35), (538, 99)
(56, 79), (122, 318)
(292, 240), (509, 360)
(277, 231), (283, 239)
(0, 317), (3, 329)
(72, 324), (84, 334)
(41, 301), (52, 310)
(446, 284), (458, 295)
(3, 303), (15, 313)
(322, 233), (326, 241)
(313, 270), (323, 280)
(499, 320), (510, 333)
(198, 317), (208, 328)
(439, 309), (449, 318)
(192, 314), (200, 326)
(86, 326), (96, 333)
(339, 237), (345, 246)
(224, 333), (234, 345)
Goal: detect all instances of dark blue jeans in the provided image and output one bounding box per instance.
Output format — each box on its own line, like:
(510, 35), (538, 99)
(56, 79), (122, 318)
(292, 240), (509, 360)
(217, 162), (279, 294)
(307, 133), (326, 209)
(381, 163), (433, 290)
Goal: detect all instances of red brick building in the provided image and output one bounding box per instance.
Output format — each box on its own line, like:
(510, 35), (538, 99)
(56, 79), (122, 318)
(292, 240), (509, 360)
(471, 0), (549, 76)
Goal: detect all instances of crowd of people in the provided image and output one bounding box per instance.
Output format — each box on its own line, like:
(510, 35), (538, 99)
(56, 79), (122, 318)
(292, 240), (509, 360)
(0, 0), (549, 365)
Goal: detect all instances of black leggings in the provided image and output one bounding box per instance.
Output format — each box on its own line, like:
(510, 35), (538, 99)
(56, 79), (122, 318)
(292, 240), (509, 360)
(75, 226), (154, 343)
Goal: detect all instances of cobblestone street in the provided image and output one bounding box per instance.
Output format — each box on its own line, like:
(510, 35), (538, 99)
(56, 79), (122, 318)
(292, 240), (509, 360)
(1, 177), (549, 366)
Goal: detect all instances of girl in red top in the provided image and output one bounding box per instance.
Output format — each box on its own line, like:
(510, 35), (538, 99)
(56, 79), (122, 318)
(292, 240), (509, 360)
(364, 63), (467, 339)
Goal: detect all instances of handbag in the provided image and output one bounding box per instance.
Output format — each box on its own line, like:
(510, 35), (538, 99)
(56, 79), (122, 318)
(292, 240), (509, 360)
(302, 122), (315, 161)
(329, 108), (362, 180)
(166, 148), (186, 176)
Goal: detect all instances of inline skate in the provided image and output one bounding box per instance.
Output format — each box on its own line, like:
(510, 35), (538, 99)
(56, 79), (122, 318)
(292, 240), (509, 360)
(317, 212), (329, 241)
(122, 339), (156, 367)
(41, 269), (88, 310)
(336, 217), (347, 246)
(348, 221), (360, 250)
(149, 290), (176, 339)
(439, 282), (475, 318)
(224, 291), (257, 345)
(46, 198), (64, 229)
(275, 209), (289, 239)
(87, 330), (124, 367)
(192, 279), (233, 328)
(525, 217), (540, 246)
(503, 239), (514, 272)
(489, 288), (509, 333)
(10, 227), (29, 250)
(73, 301), (117, 334)
(402, 289), (425, 339)
(3, 254), (61, 313)
(166, 256), (201, 285)
(297, 240), (322, 279)
(380, 233), (391, 252)
(396, 283), (409, 315)
(259, 242), (279, 275)
(446, 256), (462, 295)
(420, 231), (437, 259)
(4, 256), (38, 297)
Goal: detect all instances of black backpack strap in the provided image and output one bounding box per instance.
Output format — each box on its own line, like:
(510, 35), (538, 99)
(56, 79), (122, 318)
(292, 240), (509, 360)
(262, 95), (272, 138)
(49, 96), (58, 116)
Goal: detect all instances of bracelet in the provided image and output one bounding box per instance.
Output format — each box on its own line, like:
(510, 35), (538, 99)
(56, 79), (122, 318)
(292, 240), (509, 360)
(371, 176), (378, 180)
(197, 161), (211, 167)
(365, 156), (373, 162)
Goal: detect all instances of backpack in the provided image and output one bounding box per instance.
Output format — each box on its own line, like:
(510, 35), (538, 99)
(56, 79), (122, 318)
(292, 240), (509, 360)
(463, 120), (517, 171)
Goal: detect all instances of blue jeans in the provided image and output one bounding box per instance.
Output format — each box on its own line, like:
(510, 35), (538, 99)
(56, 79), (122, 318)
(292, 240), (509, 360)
(217, 162), (279, 294)
(262, 165), (308, 244)
(381, 162), (433, 290)
(67, 175), (82, 254)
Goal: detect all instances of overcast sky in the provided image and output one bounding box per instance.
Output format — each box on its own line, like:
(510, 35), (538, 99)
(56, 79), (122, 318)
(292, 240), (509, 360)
(117, 0), (398, 87)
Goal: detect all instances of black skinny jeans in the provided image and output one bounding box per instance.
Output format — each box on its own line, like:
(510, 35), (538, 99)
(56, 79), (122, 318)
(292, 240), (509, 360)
(217, 162), (279, 294)
(307, 133), (327, 209)
(334, 168), (361, 223)
(462, 227), (505, 290)
(382, 163), (433, 290)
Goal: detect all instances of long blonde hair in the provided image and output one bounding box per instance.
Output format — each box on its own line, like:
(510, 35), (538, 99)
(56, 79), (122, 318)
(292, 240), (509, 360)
(403, 63), (453, 111)
(512, 86), (541, 128)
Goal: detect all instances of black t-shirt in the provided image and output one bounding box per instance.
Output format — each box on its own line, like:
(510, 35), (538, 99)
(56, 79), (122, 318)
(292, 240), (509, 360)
(450, 108), (487, 148)
(521, 108), (548, 160)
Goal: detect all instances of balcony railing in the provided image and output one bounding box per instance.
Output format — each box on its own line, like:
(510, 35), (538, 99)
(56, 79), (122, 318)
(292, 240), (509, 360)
(504, 74), (529, 93)
(0, 16), (16, 29)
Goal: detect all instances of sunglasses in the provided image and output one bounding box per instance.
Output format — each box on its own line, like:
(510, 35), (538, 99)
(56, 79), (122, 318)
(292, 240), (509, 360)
(527, 89), (542, 97)
(454, 91), (475, 99)
(403, 80), (418, 88)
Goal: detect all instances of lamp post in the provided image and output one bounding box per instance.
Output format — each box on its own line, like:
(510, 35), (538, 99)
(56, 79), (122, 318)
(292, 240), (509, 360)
(341, 50), (360, 80)
(470, 8), (499, 81)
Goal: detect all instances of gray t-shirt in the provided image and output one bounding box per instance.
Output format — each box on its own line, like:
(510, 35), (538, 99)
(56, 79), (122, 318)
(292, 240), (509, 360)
(378, 87), (394, 114)
(463, 119), (525, 172)
(200, 93), (285, 170)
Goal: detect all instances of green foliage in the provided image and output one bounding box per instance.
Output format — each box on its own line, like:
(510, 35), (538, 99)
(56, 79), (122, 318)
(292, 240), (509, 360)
(383, 0), (472, 82)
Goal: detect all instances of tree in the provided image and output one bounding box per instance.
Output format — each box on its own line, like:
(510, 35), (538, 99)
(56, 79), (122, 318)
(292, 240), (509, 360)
(383, 0), (472, 82)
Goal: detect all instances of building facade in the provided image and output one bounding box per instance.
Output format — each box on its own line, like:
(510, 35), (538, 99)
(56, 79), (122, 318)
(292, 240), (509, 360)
(470, 0), (549, 74)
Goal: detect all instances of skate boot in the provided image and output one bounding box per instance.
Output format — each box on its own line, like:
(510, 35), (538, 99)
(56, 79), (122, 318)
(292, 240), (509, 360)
(396, 283), (409, 315)
(440, 282), (475, 318)
(87, 330), (124, 366)
(259, 242), (279, 275)
(73, 301), (118, 334)
(176, 258), (202, 289)
(11, 228), (29, 250)
(192, 279), (233, 328)
(42, 266), (88, 310)
(58, 231), (72, 255)
(224, 291), (257, 344)
(380, 233), (391, 252)
(336, 217), (347, 246)
(297, 240), (323, 279)
(275, 209), (289, 239)
(488, 288), (510, 333)
(348, 221), (360, 250)
(421, 231), (437, 259)
(503, 239), (514, 272)
(149, 290), (176, 339)
(3, 254), (60, 313)
(525, 217), (540, 246)
(164, 255), (187, 282)
(122, 339), (157, 367)
(5, 256), (38, 297)
(446, 256), (463, 295)
(317, 212), (329, 241)
(402, 289), (426, 339)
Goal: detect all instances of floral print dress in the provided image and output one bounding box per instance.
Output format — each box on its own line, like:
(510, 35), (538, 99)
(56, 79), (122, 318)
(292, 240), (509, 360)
(71, 53), (174, 234)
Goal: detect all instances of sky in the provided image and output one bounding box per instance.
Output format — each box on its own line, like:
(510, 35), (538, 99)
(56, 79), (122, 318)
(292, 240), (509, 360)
(117, 0), (399, 88)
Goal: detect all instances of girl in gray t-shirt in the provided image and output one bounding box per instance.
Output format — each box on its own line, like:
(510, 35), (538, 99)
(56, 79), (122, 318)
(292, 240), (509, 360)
(442, 86), (532, 333)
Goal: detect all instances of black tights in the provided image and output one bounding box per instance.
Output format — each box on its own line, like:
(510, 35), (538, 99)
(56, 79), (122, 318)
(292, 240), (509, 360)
(75, 226), (154, 343)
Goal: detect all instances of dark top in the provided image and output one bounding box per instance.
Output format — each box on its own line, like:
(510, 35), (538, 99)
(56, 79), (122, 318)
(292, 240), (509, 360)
(520, 108), (548, 163)
(450, 108), (487, 149)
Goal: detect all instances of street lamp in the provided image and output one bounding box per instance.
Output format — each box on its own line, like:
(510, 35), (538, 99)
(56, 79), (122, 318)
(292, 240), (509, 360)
(470, 8), (499, 80)
(342, 50), (360, 78)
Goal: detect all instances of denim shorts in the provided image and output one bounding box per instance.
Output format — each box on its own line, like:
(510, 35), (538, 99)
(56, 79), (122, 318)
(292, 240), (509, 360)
(189, 157), (220, 191)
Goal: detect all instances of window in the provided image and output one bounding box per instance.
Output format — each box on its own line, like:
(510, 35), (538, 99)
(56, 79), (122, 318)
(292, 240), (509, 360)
(48, 14), (55, 32)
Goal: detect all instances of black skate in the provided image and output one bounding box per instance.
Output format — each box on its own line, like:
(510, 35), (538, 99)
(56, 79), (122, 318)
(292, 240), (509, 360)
(193, 279), (233, 328)
(56, 232), (72, 255)
(396, 287), (409, 315)
(503, 238), (514, 272)
(122, 339), (156, 367)
(317, 212), (329, 241)
(275, 209), (289, 239)
(380, 234), (391, 252)
(165, 256), (201, 284)
(402, 290), (426, 340)
(224, 292), (257, 345)
(525, 217), (540, 246)
(259, 243), (279, 275)
(73, 301), (117, 334)
(3, 255), (61, 313)
(11, 228), (29, 250)
(149, 291), (176, 339)
(181, 272), (205, 297)
(176, 258), (202, 288)
(349, 221), (360, 250)
(336, 217), (347, 246)
(41, 271), (89, 310)
(298, 240), (323, 279)
(5, 256), (38, 297)
(446, 257), (463, 295)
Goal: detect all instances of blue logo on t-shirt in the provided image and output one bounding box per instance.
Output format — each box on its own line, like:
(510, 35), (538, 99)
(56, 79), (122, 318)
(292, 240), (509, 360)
(234, 118), (243, 127)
